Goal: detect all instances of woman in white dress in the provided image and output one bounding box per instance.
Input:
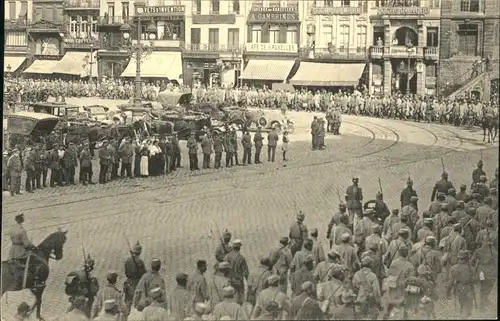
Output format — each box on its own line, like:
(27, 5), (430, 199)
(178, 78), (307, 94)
(139, 141), (150, 177)
(282, 131), (289, 161)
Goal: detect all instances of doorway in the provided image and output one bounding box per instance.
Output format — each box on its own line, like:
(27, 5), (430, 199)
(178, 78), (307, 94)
(394, 26), (418, 47)
(399, 72), (417, 94)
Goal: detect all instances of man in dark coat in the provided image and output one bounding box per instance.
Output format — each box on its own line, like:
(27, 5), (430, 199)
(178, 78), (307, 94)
(400, 178), (418, 209)
(346, 177), (364, 230)
(253, 127), (264, 164)
(431, 172), (454, 202)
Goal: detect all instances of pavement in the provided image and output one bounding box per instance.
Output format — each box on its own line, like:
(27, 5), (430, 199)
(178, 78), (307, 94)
(2, 98), (499, 320)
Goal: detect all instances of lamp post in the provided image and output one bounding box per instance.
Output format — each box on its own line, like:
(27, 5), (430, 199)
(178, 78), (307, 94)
(120, 18), (156, 109)
(406, 47), (412, 95)
(85, 43), (96, 80)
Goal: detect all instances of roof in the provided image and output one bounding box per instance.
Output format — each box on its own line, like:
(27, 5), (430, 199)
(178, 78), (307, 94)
(8, 111), (60, 121)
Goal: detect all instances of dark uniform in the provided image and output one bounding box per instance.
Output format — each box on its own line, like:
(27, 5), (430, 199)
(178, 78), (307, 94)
(123, 244), (147, 310)
(400, 180), (418, 209)
(289, 213), (308, 256)
(213, 133), (224, 169)
(346, 178), (363, 228)
(253, 129), (264, 164)
(241, 131), (252, 165)
(431, 175), (455, 202)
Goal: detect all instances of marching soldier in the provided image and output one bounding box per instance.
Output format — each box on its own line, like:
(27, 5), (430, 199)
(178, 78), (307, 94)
(329, 213), (352, 248)
(187, 260), (209, 305)
(215, 230), (232, 264)
(290, 239), (313, 274)
(385, 228), (412, 268)
(446, 250), (476, 319)
(345, 177), (364, 231)
(289, 212), (308, 257)
(207, 262), (231, 312)
(310, 228), (326, 265)
(446, 188), (459, 214)
(456, 184), (470, 202)
(337, 233), (360, 274)
(123, 241), (147, 310)
(290, 255), (316, 297)
(90, 272), (128, 320)
(411, 236), (442, 282)
(472, 160), (486, 187)
(133, 258), (166, 309)
(268, 237), (292, 294)
(65, 256), (100, 317)
(402, 196), (419, 231)
(142, 287), (169, 320)
(326, 203), (348, 245)
(224, 239), (249, 305)
(211, 286), (249, 320)
(431, 172), (455, 202)
(471, 239), (497, 310)
(168, 273), (193, 320)
(252, 275), (292, 320)
(314, 248), (344, 284)
(352, 256), (382, 318)
(290, 281), (326, 320)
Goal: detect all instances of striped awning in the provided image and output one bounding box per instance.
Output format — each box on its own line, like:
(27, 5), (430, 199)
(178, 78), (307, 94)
(23, 60), (61, 75)
(290, 62), (366, 87)
(240, 60), (295, 81)
(121, 51), (183, 79)
(4, 56), (27, 72)
(52, 51), (98, 77)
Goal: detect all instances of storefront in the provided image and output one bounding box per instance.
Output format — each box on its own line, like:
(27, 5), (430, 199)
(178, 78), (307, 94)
(134, 5), (185, 43)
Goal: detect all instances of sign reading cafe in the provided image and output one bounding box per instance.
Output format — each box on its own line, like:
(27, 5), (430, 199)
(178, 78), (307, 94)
(248, 7), (299, 21)
(245, 43), (298, 53)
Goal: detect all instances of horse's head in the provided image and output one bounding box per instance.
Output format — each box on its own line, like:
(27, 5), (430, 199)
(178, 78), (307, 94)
(37, 229), (68, 261)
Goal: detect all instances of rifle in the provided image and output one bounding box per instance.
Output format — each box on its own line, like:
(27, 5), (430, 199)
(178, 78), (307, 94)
(378, 178), (383, 195)
(440, 157), (446, 173)
(81, 244), (92, 302)
(123, 233), (142, 280)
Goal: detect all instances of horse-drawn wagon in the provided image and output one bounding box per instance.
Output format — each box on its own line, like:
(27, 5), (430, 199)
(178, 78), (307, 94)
(5, 111), (60, 149)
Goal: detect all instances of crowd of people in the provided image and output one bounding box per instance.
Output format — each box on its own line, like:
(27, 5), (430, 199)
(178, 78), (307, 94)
(4, 76), (498, 128)
(6, 161), (499, 320)
(3, 121), (301, 194)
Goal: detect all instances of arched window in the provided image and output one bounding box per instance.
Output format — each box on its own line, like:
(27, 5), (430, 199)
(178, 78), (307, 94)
(460, 0), (479, 12)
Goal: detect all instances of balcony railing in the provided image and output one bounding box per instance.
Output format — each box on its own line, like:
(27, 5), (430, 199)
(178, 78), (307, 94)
(183, 43), (243, 53)
(369, 46), (425, 58)
(424, 47), (439, 59)
(98, 36), (127, 50)
(97, 16), (127, 26)
(64, 0), (100, 9)
(299, 46), (368, 60)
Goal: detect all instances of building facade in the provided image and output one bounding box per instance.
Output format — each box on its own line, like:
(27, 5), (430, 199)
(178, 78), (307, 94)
(4, 0), (31, 74)
(367, 0), (441, 96)
(289, 0), (369, 88)
(439, 0), (500, 99)
(182, 0), (246, 87)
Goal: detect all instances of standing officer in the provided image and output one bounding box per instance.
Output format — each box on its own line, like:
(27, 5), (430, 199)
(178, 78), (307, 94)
(187, 132), (200, 171)
(7, 148), (23, 196)
(400, 178), (418, 209)
(123, 241), (146, 310)
(231, 128), (240, 166)
(23, 146), (35, 193)
(213, 131), (224, 169)
(267, 128), (279, 163)
(241, 130), (252, 165)
(472, 160), (486, 187)
(201, 132), (213, 169)
(253, 126), (264, 164)
(223, 130), (234, 168)
(171, 132), (182, 171)
(310, 116), (319, 150)
(289, 212), (308, 257)
(98, 140), (111, 184)
(346, 177), (364, 231)
(79, 141), (93, 185)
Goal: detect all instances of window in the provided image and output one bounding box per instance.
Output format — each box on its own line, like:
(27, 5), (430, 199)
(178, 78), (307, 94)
(358, 0), (367, 13)
(69, 16), (78, 34)
(286, 25), (297, 44)
(251, 25), (261, 43)
(122, 3), (129, 19)
(429, 0), (440, 8)
(322, 25), (332, 47)
(357, 25), (367, 49)
(287, 0), (298, 8)
(426, 64), (436, 77)
(193, 0), (201, 14)
(268, 0), (280, 7)
(457, 24), (478, 56)
(460, 0), (479, 12)
(209, 28), (219, 45)
(107, 5), (115, 17)
(426, 27), (439, 47)
(90, 16), (97, 36)
(252, 0), (263, 8)
(324, 0), (333, 6)
(211, 0), (220, 14)
(228, 28), (239, 49)
(341, 0), (350, 7)
(191, 28), (201, 44)
(80, 16), (89, 38)
(340, 24), (350, 51)
(229, 0), (240, 13)
(270, 26), (280, 43)
(9, 1), (16, 20)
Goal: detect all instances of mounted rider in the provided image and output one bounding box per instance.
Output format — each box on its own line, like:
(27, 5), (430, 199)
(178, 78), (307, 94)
(65, 255), (100, 317)
(9, 213), (37, 286)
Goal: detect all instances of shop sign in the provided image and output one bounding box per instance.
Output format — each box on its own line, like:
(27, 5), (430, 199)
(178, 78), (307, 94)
(377, 7), (429, 16)
(136, 6), (185, 15)
(245, 42), (298, 53)
(248, 7), (299, 21)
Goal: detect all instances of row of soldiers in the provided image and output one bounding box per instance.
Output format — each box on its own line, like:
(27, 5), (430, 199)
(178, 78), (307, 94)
(9, 161), (494, 320)
(2, 125), (289, 193)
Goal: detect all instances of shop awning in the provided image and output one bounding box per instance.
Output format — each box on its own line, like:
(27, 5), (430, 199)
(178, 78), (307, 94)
(23, 60), (61, 75)
(290, 62), (366, 86)
(4, 56), (27, 72)
(240, 60), (295, 81)
(120, 52), (183, 79)
(52, 51), (98, 77)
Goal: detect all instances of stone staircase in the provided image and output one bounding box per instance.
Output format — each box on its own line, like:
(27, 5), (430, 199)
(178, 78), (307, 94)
(444, 60), (493, 100)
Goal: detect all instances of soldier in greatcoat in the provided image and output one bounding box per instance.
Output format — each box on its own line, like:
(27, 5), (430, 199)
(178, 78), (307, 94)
(345, 177), (364, 230)
(7, 149), (23, 195)
(123, 242), (146, 310)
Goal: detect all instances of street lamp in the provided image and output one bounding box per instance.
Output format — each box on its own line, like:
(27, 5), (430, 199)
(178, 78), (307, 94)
(84, 43), (96, 80)
(120, 18), (156, 109)
(406, 47), (413, 95)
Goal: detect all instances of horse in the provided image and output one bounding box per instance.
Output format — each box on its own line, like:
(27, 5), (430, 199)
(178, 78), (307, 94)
(482, 114), (499, 143)
(2, 229), (68, 320)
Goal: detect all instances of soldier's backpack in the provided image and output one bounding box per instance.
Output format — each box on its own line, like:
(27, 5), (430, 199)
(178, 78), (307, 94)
(64, 272), (81, 296)
(382, 266), (405, 293)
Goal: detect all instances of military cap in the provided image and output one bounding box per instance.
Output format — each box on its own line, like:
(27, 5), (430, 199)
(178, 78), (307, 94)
(222, 286), (235, 297)
(410, 196), (419, 201)
(328, 248), (340, 258)
(151, 258), (161, 264)
(457, 200), (465, 206)
(352, 177), (359, 181)
(311, 228), (318, 234)
(232, 239), (242, 246)
(103, 299), (116, 310)
(218, 262), (230, 270)
(301, 281), (314, 292)
(279, 236), (289, 244)
(425, 236), (436, 243)
(15, 212), (24, 220)
(340, 233), (351, 241)
(407, 178), (413, 184)
(106, 271), (118, 280)
(222, 231), (231, 238)
(339, 203), (347, 209)
(194, 303), (207, 313)
(478, 160), (484, 166)
(480, 175), (487, 181)
(303, 255), (314, 264)
(297, 212), (305, 219)
(176, 273), (188, 283)
(448, 188), (455, 193)
(149, 287), (163, 298)
(460, 184), (467, 189)
(364, 209), (374, 216)
(361, 256), (373, 266)
(132, 242), (142, 253)
(442, 172), (448, 177)
(398, 228), (410, 235)
(466, 207), (477, 215)
(440, 203), (449, 210)
(267, 275), (280, 285)
(457, 250), (469, 259)
(423, 218), (433, 224)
